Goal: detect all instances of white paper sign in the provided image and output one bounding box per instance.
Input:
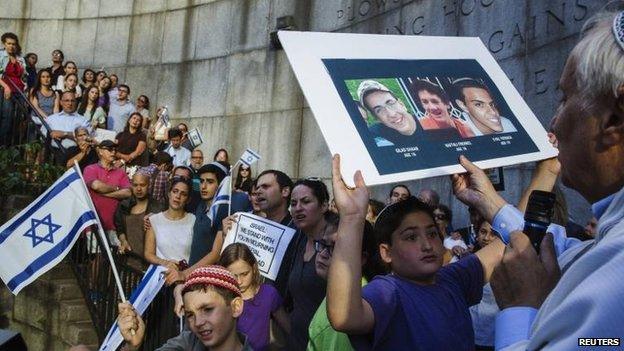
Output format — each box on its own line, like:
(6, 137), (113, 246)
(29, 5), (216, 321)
(278, 31), (558, 186)
(222, 212), (296, 281)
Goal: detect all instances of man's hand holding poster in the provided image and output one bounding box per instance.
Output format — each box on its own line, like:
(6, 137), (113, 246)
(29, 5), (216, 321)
(278, 31), (558, 186)
(222, 212), (296, 281)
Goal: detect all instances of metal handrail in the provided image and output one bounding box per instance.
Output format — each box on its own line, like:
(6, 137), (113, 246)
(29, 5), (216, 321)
(4, 79), (66, 153)
(68, 228), (179, 348)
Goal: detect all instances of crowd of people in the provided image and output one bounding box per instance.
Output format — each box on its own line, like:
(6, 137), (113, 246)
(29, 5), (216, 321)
(5, 3), (624, 351)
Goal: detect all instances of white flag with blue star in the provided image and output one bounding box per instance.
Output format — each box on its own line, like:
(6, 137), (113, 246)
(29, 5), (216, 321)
(0, 166), (97, 294)
(239, 148), (261, 167)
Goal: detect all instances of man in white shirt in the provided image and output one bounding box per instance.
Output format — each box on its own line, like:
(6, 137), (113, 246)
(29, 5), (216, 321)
(107, 84), (135, 132)
(165, 128), (191, 167)
(42, 91), (90, 150)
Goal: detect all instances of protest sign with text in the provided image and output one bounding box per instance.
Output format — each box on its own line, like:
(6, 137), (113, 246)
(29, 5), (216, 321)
(222, 212), (296, 281)
(278, 31), (557, 186)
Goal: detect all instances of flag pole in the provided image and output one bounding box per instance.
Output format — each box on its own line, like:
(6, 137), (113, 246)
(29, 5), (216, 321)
(73, 161), (128, 304)
(228, 161), (240, 216)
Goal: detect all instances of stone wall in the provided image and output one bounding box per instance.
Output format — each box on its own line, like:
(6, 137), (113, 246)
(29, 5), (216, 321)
(1, 0), (606, 227)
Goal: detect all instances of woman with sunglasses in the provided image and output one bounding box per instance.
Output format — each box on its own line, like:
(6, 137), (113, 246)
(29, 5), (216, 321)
(287, 178), (333, 350)
(234, 164), (253, 193)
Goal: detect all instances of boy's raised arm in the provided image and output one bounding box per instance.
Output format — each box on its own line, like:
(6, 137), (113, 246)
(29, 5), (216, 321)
(327, 155), (375, 334)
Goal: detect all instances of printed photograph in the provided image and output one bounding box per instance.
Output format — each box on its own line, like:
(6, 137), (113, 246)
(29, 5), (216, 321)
(324, 58), (537, 175)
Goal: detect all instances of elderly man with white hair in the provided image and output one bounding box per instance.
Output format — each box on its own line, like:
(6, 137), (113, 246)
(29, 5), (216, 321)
(451, 3), (624, 350)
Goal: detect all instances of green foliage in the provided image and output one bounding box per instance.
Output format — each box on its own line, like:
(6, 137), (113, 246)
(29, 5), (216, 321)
(344, 78), (415, 126)
(0, 142), (65, 196)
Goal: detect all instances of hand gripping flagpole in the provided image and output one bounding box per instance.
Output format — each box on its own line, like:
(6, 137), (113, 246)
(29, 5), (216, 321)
(73, 161), (128, 304)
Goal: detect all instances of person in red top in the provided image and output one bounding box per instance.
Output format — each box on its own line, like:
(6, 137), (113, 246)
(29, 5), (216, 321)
(83, 140), (132, 247)
(0, 32), (27, 146)
(409, 79), (475, 139)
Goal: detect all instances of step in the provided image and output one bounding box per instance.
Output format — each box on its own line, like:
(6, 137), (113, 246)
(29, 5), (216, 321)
(51, 279), (82, 301)
(61, 321), (98, 346)
(46, 262), (75, 280)
(59, 299), (91, 323)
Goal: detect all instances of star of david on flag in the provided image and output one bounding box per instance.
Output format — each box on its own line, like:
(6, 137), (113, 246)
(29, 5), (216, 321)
(0, 166), (97, 294)
(239, 148), (261, 167)
(23, 214), (61, 247)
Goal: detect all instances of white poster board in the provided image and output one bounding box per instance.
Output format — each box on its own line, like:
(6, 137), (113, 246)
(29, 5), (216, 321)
(93, 128), (117, 143)
(222, 212), (296, 281)
(278, 31), (558, 186)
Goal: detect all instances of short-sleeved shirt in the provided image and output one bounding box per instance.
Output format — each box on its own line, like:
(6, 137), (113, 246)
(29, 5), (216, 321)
(238, 284), (283, 351)
(108, 101), (135, 132)
(41, 111), (91, 149)
(350, 254), (484, 351)
(116, 129), (147, 166)
(83, 163), (131, 231)
(165, 144), (191, 167)
(139, 163), (169, 202)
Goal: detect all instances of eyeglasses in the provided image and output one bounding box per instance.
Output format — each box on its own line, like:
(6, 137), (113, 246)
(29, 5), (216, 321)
(306, 177), (323, 182)
(372, 99), (403, 117)
(191, 156), (203, 160)
(434, 214), (447, 220)
(314, 240), (334, 255)
(99, 147), (116, 152)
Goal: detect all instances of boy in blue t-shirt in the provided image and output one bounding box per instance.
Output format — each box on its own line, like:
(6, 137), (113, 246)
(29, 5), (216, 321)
(327, 155), (506, 351)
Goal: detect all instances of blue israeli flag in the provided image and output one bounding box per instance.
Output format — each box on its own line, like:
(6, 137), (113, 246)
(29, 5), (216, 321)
(99, 264), (167, 351)
(0, 166), (97, 295)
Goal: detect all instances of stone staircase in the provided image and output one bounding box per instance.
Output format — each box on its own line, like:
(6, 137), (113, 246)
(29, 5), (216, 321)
(0, 261), (99, 350)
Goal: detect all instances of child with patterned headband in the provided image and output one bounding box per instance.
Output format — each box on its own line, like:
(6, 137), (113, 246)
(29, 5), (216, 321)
(118, 265), (254, 351)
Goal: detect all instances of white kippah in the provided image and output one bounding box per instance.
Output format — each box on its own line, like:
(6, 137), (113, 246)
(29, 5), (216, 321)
(612, 11), (624, 51)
